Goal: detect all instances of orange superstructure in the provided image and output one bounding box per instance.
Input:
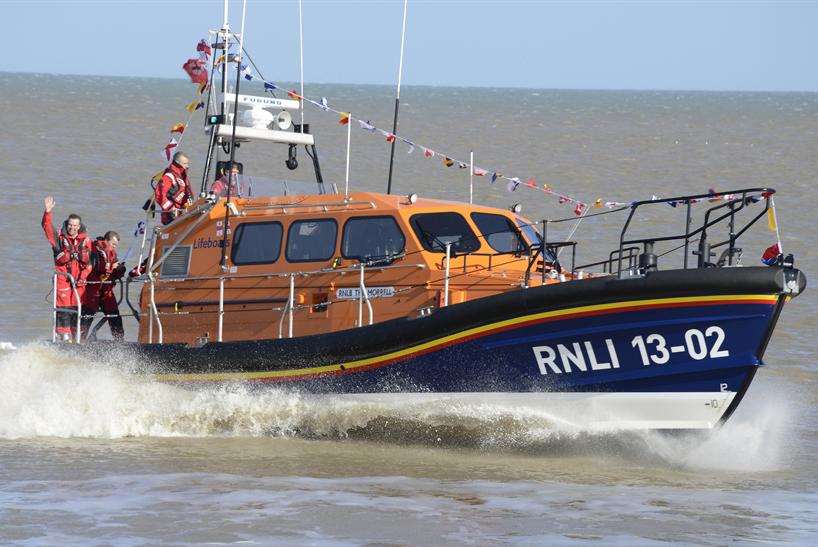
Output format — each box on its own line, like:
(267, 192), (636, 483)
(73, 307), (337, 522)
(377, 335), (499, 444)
(137, 191), (565, 345)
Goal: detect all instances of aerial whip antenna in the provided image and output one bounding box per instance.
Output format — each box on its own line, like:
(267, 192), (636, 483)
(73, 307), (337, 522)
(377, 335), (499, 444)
(386, 0), (408, 195)
(299, 0), (305, 132)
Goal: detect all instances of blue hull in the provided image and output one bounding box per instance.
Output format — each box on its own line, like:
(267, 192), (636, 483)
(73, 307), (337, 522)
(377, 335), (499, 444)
(75, 266), (804, 428)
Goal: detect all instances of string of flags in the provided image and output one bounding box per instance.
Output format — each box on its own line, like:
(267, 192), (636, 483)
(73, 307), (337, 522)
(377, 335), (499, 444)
(152, 39), (215, 182)
(237, 70), (623, 214)
(163, 40), (779, 220)
(237, 55), (778, 215)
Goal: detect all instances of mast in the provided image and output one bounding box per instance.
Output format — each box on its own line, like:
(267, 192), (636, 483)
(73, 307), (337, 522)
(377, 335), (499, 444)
(385, 0), (408, 195)
(219, 0), (247, 270)
(220, 0), (230, 119)
(299, 0), (305, 132)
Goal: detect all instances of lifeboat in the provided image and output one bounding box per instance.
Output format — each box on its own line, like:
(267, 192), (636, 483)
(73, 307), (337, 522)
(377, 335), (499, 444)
(56, 7), (807, 432)
(68, 181), (803, 431)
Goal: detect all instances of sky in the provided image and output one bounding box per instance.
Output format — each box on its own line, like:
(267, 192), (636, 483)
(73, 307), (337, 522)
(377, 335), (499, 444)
(3, 0), (818, 91)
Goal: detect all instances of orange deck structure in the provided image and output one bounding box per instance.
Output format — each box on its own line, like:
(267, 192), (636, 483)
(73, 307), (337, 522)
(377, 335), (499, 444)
(138, 191), (567, 345)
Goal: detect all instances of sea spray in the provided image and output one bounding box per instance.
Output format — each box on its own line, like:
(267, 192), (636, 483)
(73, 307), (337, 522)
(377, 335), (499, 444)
(0, 343), (796, 475)
(0, 343), (590, 442)
(0, 343), (385, 439)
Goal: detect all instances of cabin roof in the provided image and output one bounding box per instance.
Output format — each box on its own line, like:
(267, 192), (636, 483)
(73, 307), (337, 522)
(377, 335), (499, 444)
(226, 190), (515, 217)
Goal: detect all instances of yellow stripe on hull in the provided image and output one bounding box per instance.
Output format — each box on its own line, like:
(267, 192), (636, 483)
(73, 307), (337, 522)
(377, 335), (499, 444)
(152, 294), (778, 383)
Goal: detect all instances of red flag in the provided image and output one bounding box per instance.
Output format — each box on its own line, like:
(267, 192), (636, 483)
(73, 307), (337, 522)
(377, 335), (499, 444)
(196, 39), (212, 58)
(163, 138), (178, 162)
(170, 123), (185, 134)
(182, 58), (208, 85)
(385, 133), (396, 143)
(761, 243), (781, 265)
(423, 148), (434, 158)
(288, 89), (301, 100)
(574, 202), (586, 216)
(525, 177), (536, 188)
(338, 112), (350, 125)
(473, 167), (487, 176)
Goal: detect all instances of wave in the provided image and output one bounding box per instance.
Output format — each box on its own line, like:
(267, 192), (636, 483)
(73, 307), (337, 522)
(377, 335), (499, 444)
(0, 343), (793, 472)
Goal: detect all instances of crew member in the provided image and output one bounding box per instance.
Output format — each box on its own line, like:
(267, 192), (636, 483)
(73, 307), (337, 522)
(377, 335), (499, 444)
(82, 231), (126, 341)
(210, 163), (241, 197)
(155, 151), (193, 225)
(41, 196), (92, 342)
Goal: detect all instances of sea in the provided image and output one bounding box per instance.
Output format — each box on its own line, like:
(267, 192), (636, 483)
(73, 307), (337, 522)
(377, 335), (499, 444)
(0, 72), (816, 544)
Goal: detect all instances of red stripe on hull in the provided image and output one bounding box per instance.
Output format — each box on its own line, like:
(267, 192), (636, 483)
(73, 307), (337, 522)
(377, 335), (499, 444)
(182, 297), (775, 384)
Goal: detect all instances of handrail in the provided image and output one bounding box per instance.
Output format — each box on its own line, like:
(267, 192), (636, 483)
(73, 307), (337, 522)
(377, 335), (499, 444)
(443, 243), (451, 307)
(545, 241), (576, 275)
(574, 246), (639, 273)
(278, 274), (295, 339)
(140, 261), (427, 284)
(149, 274), (162, 344)
(358, 263), (374, 326)
(616, 187), (774, 275)
(288, 274), (294, 337)
(217, 277), (225, 342)
(241, 198), (376, 214)
(146, 229), (163, 344)
(52, 274), (57, 343)
(52, 271), (82, 344)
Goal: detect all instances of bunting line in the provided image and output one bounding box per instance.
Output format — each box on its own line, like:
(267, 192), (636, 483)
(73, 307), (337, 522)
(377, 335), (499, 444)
(162, 39), (757, 216)
(243, 72), (623, 213)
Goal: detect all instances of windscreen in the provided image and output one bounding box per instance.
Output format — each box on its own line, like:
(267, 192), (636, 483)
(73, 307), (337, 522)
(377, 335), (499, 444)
(470, 212), (527, 253)
(410, 212), (480, 254)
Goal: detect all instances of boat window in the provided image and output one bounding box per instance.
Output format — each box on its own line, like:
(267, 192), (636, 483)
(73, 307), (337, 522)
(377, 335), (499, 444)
(342, 216), (406, 264)
(286, 219), (338, 262)
(410, 212), (480, 254)
(231, 222), (283, 265)
(515, 217), (541, 247)
(515, 216), (557, 263)
(470, 212), (527, 254)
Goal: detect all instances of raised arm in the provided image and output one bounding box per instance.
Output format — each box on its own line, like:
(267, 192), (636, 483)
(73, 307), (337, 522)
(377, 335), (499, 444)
(41, 196), (59, 250)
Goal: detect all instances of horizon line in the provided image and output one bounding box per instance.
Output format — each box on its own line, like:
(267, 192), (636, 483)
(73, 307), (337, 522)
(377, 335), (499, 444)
(3, 69), (818, 95)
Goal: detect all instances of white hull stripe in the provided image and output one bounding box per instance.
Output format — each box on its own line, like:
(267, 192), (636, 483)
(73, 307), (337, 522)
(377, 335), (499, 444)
(328, 392), (737, 431)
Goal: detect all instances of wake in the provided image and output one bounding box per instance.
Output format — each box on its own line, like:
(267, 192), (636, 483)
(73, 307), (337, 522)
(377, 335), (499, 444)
(0, 342), (793, 472)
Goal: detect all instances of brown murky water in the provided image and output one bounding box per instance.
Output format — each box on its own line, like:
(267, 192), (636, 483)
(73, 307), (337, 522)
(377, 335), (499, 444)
(0, 72), (816, 544)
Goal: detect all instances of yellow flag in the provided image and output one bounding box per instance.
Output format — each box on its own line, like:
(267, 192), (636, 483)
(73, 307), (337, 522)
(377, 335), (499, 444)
(767, 208), (777, 232)
(185, 99), (200, 113)
(151, 169), (165, 183)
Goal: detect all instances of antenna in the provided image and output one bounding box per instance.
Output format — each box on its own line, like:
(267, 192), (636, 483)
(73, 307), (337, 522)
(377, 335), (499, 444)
(386, 0), (408, 195)
(220, 0), (230, 121)
(299, 0), (305, 132)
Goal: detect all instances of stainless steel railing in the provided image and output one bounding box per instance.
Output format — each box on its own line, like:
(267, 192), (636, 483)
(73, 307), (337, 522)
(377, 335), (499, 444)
(51, 271), (82, 344)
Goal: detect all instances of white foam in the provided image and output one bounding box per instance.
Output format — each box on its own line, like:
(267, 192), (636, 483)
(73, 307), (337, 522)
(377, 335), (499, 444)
(0, 343), (794, 474)
(0, 343), (385, 439)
